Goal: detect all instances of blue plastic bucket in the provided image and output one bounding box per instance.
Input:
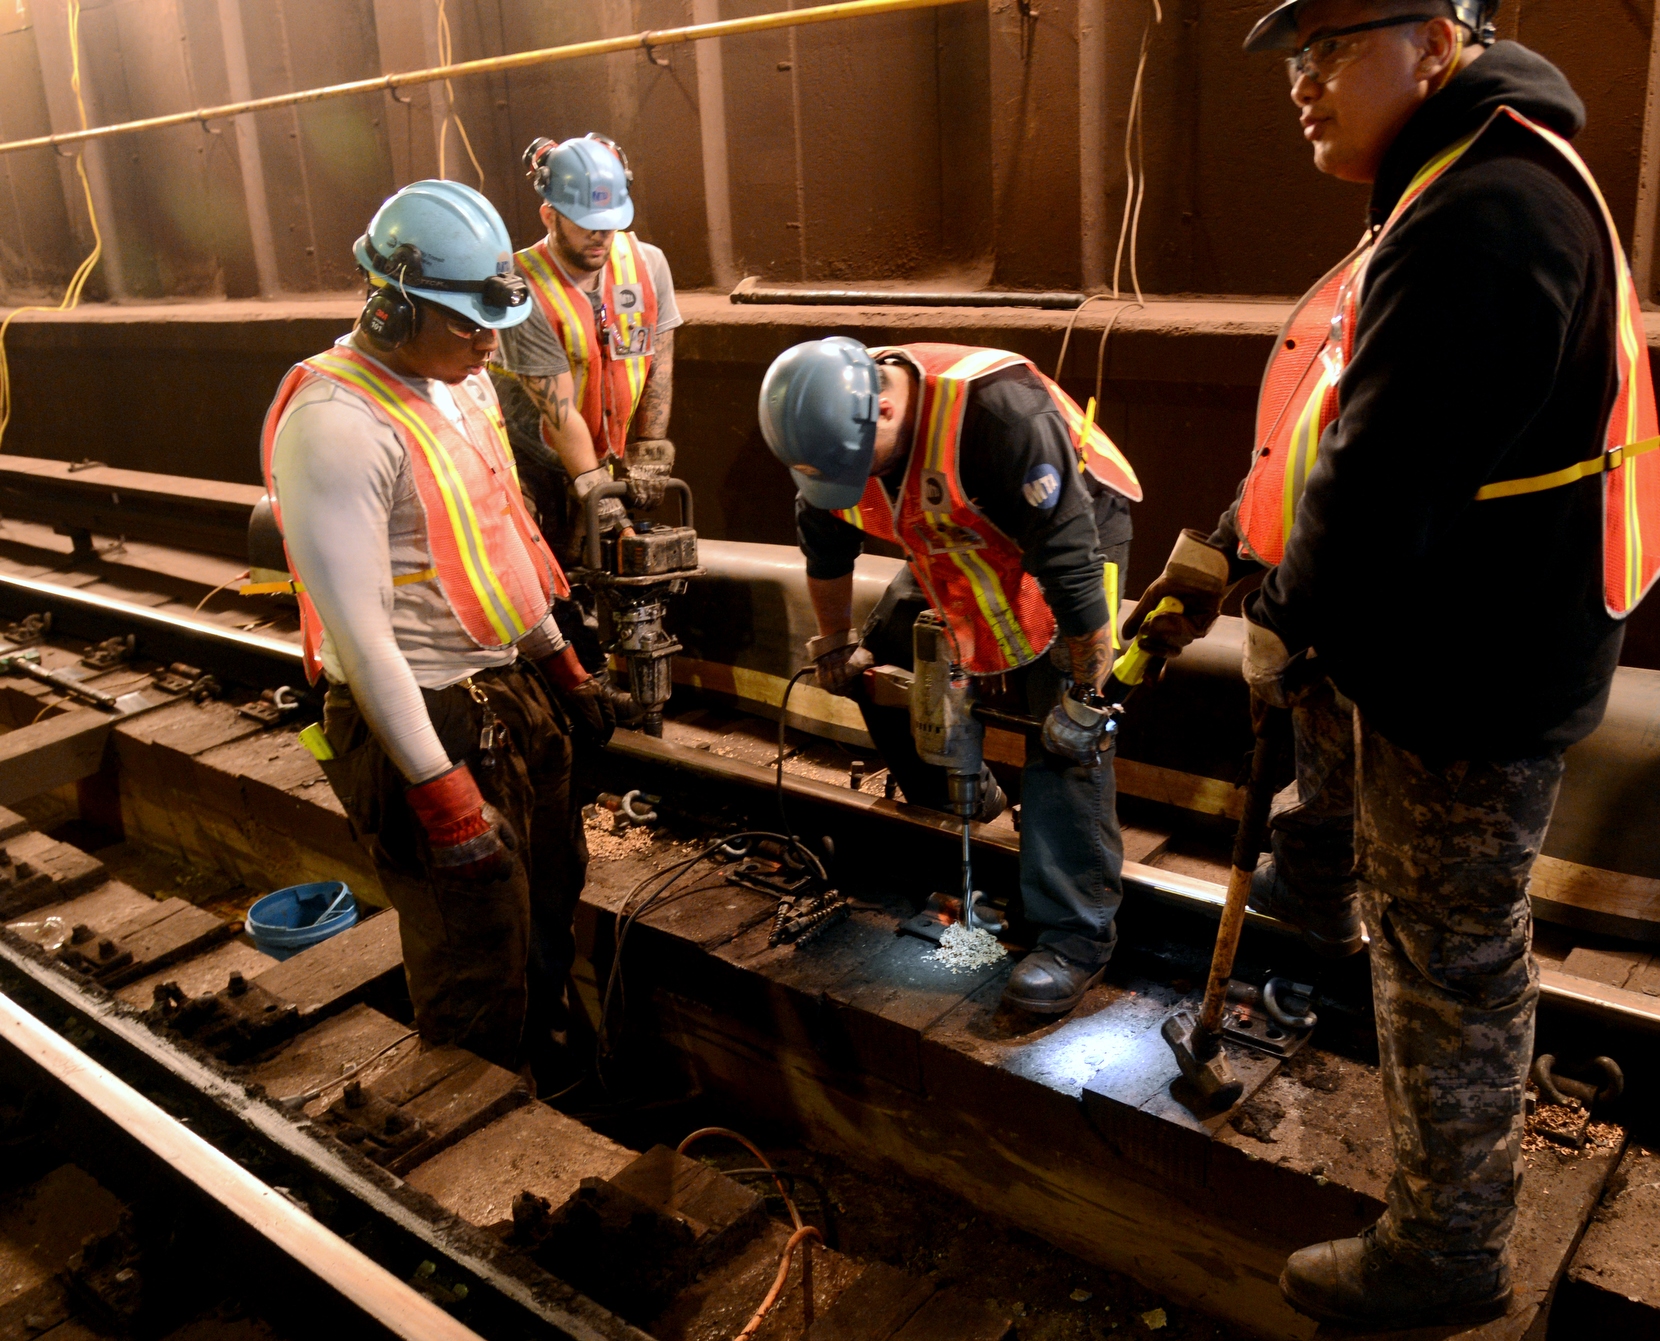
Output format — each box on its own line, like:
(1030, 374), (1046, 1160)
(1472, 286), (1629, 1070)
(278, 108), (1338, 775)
(245, 881), (358, 962)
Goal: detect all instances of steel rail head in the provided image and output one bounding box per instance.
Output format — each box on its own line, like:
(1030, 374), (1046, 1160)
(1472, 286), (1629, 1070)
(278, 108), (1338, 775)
(0, 931), (652, 1341)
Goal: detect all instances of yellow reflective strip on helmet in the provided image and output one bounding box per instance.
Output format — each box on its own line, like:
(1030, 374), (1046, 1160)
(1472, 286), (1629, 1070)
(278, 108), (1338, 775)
(313, 355), (523, 644)
(520, 246), (591, 409)
(949, 544), (1034, 667)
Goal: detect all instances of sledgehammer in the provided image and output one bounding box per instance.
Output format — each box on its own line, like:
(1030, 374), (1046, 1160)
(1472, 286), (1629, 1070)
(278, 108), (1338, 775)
(1161, 700), (1293, 1111)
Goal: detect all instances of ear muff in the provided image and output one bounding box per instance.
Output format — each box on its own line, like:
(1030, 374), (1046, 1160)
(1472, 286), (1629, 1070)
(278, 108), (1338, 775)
(360, 280), (418, 349)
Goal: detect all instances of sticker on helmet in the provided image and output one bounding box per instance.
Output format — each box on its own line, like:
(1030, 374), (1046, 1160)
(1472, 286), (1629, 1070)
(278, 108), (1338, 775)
(1022, 464), (1061, 510)
(592, 187), (611, 206)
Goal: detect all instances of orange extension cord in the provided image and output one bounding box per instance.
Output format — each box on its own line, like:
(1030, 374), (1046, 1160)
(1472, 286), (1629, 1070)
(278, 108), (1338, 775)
(676, 1127), (824, 1340)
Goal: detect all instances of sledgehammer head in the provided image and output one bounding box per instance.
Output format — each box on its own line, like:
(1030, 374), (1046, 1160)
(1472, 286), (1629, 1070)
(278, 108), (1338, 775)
(1161, 1010), (1244, 1112)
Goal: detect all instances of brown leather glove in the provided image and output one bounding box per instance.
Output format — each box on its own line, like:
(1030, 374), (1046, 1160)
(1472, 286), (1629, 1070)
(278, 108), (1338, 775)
(623, 438), (675, 510)
(805, 628), (874, 697)
(1119, 529), (1233, 659)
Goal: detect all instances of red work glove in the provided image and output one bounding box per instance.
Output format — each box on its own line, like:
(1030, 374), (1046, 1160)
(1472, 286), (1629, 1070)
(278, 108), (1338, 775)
(537, 644), (617, 747)
(405, 763), (515, 883)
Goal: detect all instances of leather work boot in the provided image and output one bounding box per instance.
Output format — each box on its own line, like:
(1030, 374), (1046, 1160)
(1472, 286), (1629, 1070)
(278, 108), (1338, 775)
(1281, 1230), (1512, 1328)
(1001, 947), (1108, 1016)
(1250, 860), (1364, 958)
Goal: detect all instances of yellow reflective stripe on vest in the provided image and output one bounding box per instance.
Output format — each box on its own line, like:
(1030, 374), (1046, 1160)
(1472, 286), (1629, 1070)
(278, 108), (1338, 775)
(609, 233), (649, 409)
(921, 355), (1038, 667)
(1476, 438), (1660, 501)
(948, 543), (1037, 667)
(240, 567), (438, 598)
(1284, 364), (1335, 541)
(311, 355), (528, 644)
(519, 245), (592, 408)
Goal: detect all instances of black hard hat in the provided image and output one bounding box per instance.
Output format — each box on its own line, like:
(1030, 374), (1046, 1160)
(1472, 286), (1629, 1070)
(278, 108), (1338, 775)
(1244, 1), (1499, 52)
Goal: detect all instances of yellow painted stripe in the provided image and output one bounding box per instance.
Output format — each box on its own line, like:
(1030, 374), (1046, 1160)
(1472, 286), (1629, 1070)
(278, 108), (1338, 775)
(312, 354), (525, 643)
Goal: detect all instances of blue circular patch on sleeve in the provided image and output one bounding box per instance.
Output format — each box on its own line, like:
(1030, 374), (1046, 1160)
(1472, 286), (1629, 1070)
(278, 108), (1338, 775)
(1021, 463), (1062, 511)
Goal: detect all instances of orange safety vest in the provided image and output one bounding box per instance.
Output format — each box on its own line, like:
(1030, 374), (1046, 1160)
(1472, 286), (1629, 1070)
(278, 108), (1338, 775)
(513, 231), (658, 464)
(260, 345), (567, 684)
(1238, 106), (1660, 617)
(835, 343), (1142, 675)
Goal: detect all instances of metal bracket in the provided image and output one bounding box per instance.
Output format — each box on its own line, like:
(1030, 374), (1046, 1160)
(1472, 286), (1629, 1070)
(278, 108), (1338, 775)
(237, 685), (299, 725)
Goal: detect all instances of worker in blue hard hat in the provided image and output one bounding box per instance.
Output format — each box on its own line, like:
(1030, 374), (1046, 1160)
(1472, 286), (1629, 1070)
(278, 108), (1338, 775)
(760, 336), (1142, 1018)
(260, 180), (614, 1085)
(492, 134), (681, 672)
(1131, 0), (1658, 1327)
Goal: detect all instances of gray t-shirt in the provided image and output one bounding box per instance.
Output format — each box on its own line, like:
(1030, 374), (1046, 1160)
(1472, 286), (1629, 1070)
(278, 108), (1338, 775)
(496, 238), (681, 379)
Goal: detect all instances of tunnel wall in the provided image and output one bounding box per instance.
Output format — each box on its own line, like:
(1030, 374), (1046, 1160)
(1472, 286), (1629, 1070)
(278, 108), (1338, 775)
(3, 1), (1659, 304)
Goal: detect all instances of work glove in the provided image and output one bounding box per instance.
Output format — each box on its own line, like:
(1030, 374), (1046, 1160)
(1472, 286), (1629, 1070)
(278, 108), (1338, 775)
(805, 628), (874, 697)
(537, 643), (618, 748)
(1120, 529), (1234, 659)
(1241, 600), (1294, 710)
(1041, 685), (1117, 766)
(571, 465), (628, 537)
(405, 763), (517, 883)
(623, 438), (675, 511)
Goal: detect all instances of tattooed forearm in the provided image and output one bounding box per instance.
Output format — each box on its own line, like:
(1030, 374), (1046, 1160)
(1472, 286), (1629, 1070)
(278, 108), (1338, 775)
(1065, 626), (1115, 692)
(519, 374), (570, 431)
(632, 330), (674, 441)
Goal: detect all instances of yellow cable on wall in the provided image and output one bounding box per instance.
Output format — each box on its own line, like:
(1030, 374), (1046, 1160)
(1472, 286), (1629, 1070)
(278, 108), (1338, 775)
(434, 0), (486, 189)
(0, 0), (104, 452)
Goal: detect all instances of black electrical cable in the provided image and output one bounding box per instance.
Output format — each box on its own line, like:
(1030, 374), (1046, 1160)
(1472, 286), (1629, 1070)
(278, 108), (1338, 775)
(595, 824), (827, 1090)
(776, 666), (816, 836)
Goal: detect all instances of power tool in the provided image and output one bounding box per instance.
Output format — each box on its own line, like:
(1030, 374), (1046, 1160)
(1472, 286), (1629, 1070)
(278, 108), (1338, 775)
(572, 478), (703, 737)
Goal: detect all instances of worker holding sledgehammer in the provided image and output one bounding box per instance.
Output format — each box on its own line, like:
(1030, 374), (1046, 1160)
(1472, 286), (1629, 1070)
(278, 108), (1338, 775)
(1129, 0), (1660, 1327)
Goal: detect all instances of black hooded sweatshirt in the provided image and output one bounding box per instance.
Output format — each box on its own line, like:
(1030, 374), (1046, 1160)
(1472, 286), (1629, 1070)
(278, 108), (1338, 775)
(1240, 42), (1626, 762)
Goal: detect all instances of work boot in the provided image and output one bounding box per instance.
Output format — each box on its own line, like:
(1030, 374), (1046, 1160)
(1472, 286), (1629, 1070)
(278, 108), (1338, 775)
(1001, 946), (1108, 1016)
(1250, 860), (1364, 958)
(1281, 1228), (1512, 1328)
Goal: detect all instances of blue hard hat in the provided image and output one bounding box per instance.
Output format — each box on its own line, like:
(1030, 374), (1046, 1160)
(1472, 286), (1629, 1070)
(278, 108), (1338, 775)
(758, 337), (882, 512)
(528, 136), (635, 231)
(352, 179), (531, 329)
(1245, 0), (1498, 50)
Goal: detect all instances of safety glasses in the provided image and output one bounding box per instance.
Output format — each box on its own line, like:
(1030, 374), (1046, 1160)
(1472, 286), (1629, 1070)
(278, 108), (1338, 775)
(1287, 14), (1440, 86)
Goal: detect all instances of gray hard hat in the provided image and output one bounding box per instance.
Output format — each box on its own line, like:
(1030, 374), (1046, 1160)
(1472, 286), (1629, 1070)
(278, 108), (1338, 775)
(757, 337), (882, 512)
(1245, 1), (1499, 52)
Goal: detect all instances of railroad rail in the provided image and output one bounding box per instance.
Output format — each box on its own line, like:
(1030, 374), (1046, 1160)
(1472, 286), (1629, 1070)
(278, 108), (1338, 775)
(0, 488), (1654, 1336)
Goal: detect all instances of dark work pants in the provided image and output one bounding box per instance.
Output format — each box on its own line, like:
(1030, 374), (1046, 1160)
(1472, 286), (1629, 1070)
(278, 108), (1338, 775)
(856, 564), (1126, 967)
(320, 663), (587, 1072)
(1355, 714), (1563, 1269)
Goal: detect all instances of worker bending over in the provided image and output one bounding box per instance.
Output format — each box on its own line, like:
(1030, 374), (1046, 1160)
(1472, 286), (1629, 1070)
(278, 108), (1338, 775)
(760, 339), (1141, 1016)
(492, 134), (680, 670)
(262, 181), (614, 1082)
(1129, 1), (1660, 1325)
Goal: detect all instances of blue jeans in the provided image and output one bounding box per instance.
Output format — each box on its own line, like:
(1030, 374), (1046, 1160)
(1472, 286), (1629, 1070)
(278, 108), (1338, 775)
(855, 567), (1125, 967)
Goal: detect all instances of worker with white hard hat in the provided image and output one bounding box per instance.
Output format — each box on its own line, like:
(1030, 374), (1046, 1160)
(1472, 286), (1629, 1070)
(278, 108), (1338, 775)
(1131, 0), (1660, 1325)
(759, 337), (1142, 1018)
(261, 180), (613, 1086)
(492, 134), (682, 683)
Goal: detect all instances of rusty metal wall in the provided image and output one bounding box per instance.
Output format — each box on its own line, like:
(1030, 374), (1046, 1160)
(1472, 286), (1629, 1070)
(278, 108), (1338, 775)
(3, 1), (1659, 302)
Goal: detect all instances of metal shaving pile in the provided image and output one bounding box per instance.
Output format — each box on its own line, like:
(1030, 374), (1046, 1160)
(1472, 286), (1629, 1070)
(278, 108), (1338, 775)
(583, 813), (655, 862)
(1522, 1100), (1623, 1157)
(929, 922), (1008, 973)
